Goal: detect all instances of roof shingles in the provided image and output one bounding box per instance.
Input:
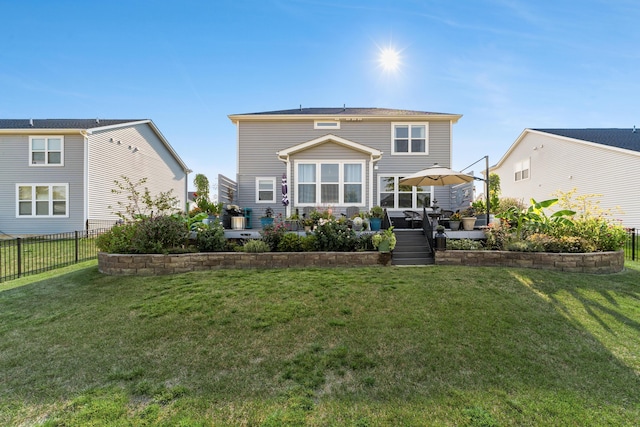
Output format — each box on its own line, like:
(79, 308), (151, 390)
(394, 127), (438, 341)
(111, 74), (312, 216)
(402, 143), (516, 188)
(534, 128), (640, 153)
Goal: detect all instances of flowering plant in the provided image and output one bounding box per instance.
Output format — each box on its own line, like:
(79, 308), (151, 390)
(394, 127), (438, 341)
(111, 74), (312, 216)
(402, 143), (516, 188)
(449, 212), (461, 221)
(226, 204), (243, 216)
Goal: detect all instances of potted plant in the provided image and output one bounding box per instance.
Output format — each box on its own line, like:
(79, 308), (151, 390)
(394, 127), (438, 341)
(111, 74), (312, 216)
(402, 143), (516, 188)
(302, 217), (314, 232)
(372, 227), (396, 253)
(260, 207), (274, 227)
(352, 216), (364, 231)
(460, 207), (477, 231)
(448, 212), (461, 231)
(369, 206), (384, 231)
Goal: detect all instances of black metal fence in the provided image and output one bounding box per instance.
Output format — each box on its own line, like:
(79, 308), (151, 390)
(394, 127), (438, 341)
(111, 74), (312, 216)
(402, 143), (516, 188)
(0, 229), (108, 283)
(625, 228), (637, 261)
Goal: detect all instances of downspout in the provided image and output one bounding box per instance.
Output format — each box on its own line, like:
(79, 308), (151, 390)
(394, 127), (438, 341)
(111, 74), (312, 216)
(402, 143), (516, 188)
(81, 130), (89, 228)
(185, 168), (193, 213)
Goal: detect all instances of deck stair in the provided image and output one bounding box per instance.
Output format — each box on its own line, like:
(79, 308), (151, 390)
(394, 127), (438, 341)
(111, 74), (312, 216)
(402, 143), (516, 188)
(392, 229), (434, 266)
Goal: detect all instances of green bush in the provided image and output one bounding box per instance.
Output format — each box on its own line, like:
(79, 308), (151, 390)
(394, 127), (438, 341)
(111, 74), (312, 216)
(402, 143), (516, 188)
(196, 223), (226, 252)
(447, 239), (485, 250)
(260, 223), (288, 251)
(354, 233), (375, 251)
(300, 234), (318, 252)
(96, 223), (137, 253)
(243, 239), (271, 253)
(130, 215), (188, 254)
(277, 233), (304, 252)
(313, 220), (357, 251)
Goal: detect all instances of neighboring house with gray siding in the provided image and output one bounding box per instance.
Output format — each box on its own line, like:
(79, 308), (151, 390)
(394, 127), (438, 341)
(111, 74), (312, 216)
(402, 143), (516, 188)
(227, 107), (463, 225)
(490, 128), (640, 229)
(0, 119), (190, 236)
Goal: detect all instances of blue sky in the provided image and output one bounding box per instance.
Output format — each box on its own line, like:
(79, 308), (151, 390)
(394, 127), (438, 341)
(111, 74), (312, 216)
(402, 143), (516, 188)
(2, 0), (639, 190)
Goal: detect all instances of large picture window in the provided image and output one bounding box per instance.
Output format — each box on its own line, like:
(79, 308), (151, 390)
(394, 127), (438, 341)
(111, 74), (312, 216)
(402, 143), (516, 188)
(392, 123), (428, 154)
(255, 177), (276, 203)
(379, 176), (431, 209)
(17, 184), (68, 217)
(29, 136), (64, 166)
(296, 161), (364, 206)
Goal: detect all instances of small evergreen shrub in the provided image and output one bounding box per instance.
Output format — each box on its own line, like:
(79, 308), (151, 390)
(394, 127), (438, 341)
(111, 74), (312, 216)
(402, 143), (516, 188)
(301, 234), (318, 252)
(354, 233), (375, 251)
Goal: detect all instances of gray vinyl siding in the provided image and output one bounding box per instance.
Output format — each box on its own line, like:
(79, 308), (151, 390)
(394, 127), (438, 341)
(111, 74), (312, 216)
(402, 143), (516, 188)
(0, 134), (84, 235)
(494, 131), (640, 229)
(236, 118), (455, 220)
(87, 123), (187, 221)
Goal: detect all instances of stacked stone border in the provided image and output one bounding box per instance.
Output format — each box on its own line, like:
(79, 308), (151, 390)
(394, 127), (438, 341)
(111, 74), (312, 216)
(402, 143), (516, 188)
(98, 251), (392, 276)
(435, 250), (624, 274)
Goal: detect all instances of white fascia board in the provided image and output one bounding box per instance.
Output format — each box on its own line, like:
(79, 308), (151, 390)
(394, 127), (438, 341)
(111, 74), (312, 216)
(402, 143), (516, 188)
(277, 134), (383, 158)
(229, 113), (463, 124)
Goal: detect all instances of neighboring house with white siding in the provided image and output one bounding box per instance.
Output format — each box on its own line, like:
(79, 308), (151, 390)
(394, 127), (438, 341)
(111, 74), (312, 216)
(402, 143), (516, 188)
(227, 107), (464, 225)
(490, 128), (640, 229)
(0, 119), (190, 236)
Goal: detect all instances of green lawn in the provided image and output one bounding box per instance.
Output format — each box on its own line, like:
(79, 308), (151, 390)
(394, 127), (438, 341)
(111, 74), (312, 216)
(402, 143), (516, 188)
(1, 262), (639, 426)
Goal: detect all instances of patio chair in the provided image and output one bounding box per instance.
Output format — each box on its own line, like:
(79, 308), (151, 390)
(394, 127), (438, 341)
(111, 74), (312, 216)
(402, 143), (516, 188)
(346, 206), (360, 218)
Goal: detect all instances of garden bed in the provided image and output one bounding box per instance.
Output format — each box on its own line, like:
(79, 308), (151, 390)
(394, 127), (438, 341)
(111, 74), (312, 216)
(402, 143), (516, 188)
(435, 250), (624, 274)
(98, 251), (392, 276)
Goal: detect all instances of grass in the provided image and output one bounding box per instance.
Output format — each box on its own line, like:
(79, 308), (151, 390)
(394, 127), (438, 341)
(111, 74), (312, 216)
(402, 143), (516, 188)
(1, 262), (639, 426)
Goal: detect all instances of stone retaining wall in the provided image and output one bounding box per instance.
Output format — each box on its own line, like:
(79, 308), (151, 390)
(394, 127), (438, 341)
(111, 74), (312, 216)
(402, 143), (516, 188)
(435, 250), (624, 274)
(98, 251), (392, 276)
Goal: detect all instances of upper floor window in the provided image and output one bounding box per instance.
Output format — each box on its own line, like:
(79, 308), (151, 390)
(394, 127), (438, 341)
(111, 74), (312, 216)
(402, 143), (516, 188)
(379, 176), (431, 209)
(392, 123), (428, 155)
(16, 183), (68, 217)
(256, 177), (276, 203)
(296, 161), (364, 206)
(314, 120), (340, 130)
(514, 158), (530, 182)
(29, 136), (64, 166)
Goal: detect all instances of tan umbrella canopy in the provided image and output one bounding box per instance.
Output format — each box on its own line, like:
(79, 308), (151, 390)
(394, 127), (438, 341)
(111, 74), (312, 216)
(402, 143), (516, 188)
(399, 163), (474, 187)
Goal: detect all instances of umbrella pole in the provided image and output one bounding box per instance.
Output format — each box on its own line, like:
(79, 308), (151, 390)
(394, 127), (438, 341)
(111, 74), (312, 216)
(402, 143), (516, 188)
(485, 155), (490, 223)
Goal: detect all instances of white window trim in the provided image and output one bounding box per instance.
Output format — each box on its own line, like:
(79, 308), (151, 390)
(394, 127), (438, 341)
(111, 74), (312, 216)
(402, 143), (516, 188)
(29, 136), (65, 167)
(378, 175), (433, 210)
(391, 122), (429, 155)
(314, 120), (340, 130)
(514, 158), (531, 182)
(16, 183), (69, 218)
(294, 160), (366, 207)
(255, 177), (276, 204)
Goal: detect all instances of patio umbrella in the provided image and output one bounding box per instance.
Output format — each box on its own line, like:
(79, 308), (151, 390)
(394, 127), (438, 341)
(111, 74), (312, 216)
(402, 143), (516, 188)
(281, 173), (289, 206)
(399, 163), (474, 187)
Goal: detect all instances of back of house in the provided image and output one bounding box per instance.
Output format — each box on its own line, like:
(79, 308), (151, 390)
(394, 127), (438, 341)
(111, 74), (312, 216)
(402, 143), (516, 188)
(227, 107), (466, 226)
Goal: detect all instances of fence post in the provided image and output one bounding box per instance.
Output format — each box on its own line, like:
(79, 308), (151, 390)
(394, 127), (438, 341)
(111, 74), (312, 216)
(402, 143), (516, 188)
(633, 228), (637, 262)
(75, 231), (79, 263)
(17, 237), (22, 278)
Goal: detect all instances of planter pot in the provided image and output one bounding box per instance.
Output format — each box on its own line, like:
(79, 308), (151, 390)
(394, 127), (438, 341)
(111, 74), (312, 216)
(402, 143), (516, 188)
(448, 220), (460, 231)
(461, 217), (477, 231)
(260, 217), (274, 227)
(377, 239), (391, 253)
(304, 225), (312, 232)
(231, 216), (245, 230)
(370, 217), (382, 231)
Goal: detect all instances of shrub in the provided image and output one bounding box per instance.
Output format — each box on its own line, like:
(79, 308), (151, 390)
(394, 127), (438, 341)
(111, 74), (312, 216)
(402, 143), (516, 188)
(484, 222), (510, 250)
(277, 233), (304, 252)
(569, 217), (627, 252)
(129, 215), (189, 254)
(261, 223), (288, 251)
(196, 223), (227, 252)
(354, 233), (375, 251)
(300, 234), (318, 252)
(243, 239), (271, 253)
(96, 222), (137, 253)
(313, 220), (357, 251)
(447, 239), (485, 250)
(504, 239), (536, 252)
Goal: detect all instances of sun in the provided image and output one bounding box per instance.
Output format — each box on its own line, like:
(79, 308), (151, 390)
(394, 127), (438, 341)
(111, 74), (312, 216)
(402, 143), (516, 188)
(378, 47), (401, 72)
